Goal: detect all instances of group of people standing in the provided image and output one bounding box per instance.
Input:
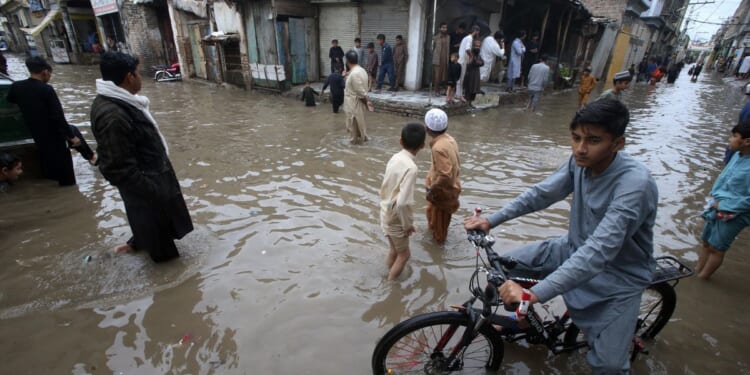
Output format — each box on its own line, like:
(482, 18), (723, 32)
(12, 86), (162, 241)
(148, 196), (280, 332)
(328, 35), (409, 94)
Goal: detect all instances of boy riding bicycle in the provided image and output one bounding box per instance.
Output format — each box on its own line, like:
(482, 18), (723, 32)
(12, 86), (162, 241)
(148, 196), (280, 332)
(464, 99), (658, 374)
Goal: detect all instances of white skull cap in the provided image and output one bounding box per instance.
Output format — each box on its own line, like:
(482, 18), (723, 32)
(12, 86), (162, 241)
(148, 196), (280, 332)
(425, 108), (448, 132)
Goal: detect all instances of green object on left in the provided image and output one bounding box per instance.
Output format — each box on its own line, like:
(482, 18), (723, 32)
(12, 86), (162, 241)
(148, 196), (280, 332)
(0, 77), (31, 144)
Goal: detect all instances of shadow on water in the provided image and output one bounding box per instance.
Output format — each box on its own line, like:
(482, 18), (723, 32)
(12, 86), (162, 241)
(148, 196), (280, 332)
(1, 53), (749, 373)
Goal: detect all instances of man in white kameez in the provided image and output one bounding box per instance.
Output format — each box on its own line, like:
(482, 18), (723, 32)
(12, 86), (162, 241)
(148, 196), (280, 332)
(506, 30), (526, 92)
(344, 51), (371, 144)
(480, 31), (505, 82)
(456, 25), (480, 101)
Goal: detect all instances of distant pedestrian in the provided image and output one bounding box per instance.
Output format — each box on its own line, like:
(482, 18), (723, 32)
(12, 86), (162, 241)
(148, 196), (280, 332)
(666, 64), (679, 84)
(0, 50), (7, 75)
(350, 38), (364, 71)
(598, 71), (631, 102)
(366, 42), (379, 92)
(578, 67), (597, 108)
(0, 152), (23, 193)
(697, 119), (750, 280)
(393, 35), (408, 91)
(343, 50), (371, 144)
(526, 55), (550, 112)
(628, 64), (636, 81)
(479, 31), (505, 82)
(456, 25), (480, 101)
(424, 108), (461, 244)
(379, 122), (426, 280)
(322, 66), (345, 113)
(90, 51), (193, 262)
(329, 39), (345, 73)
(691, 63), (703, 81)
(7, 56), (97, 186)
(506, 30), (526, 92)
(301, 81), (319, 107)
(739, 55), (750, 79)
(463, 39), (484, 106)
(521, 32), (540, 88)
(376, 34), (395, 93)
(450, 23), (467, 54)
(445, 52), (461, 103)
(650, 65), (664, 85)
(432, 22), (450, 96)
(637, 58), (648, 82)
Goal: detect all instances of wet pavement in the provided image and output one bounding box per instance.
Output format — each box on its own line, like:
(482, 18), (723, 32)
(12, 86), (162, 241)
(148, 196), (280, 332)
(1, 53), (749, 374)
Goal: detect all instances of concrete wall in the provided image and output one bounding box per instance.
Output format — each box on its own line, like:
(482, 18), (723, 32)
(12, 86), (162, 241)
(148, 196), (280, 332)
(580, 0), (625, 21)
(121, 3), (167, 70)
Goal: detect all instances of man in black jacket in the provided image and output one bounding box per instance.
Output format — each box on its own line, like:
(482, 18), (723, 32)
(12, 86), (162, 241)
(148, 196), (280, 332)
(90, 52), (193, 262)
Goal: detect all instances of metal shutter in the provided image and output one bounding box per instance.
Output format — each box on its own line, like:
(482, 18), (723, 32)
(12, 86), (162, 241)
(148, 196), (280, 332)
(360, 0), (410, 66)
(319, 4), (359, 77)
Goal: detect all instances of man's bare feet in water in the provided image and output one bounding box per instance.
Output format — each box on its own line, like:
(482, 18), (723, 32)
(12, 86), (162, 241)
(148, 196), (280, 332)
(113, 243), (135, 254)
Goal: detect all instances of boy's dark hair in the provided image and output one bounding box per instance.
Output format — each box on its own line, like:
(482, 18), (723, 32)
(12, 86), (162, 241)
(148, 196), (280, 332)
(367, 42), (375, 49)
(569, 98), (629, 138)
(25, 56), (52, 74)
(493, 31), (504, 40)
(396, 35), (403, 40)
(100, 52), (139, 85)
(355, 37), (361, 43)
(584, 67), (591, 73)
(539, 54), (548, 62)
(377, 34), (386, 41)
(345, 50), (358, 65)
(332, 39), (338, 44)
(334, 65), (342, 72)
(450, 52), (458, 58)
(458, 23), (466, 29)
(0, 152), (20, 169)
(401, 123), (426, 150)
(439, 22), (448, 27)
(732, 118), (750, 138)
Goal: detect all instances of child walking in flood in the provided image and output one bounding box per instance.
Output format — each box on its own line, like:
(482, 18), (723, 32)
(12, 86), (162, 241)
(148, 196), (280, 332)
(379, 123), (426, 280)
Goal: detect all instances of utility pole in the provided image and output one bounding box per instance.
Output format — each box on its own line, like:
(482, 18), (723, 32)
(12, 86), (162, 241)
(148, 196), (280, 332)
(683, 1), (716, 34)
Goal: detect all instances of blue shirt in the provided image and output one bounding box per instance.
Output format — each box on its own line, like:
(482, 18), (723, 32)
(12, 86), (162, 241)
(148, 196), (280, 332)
(488, 153), (658, 311)
(711, 152), (750, 223)
(381, 43), (394, 66)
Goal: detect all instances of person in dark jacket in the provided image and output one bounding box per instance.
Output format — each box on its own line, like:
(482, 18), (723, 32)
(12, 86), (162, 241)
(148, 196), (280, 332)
(0, 50), (7, 75)
(322, 66), (345, 113)
(301, 81), (319, 107)
(329, 39), (345, 73)
(90, 52), (193, 262)
(7, 56), (97, 186)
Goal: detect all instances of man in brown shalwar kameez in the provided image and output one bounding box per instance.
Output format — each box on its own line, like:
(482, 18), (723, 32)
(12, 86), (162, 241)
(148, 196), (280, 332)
(393, 35), (409, 91)
(424, 108), (461, 244)
(432, 22), (450, 96)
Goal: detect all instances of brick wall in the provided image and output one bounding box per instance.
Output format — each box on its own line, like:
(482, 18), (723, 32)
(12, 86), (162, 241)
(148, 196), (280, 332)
(580, 0), (626, 21)
(121, 3), (167, 72)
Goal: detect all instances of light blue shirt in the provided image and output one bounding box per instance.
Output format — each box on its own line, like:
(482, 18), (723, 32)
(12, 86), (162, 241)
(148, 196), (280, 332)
(488, 153), (658, 313)
(527, 62), (549, 91)
(711, 151), (750, 223)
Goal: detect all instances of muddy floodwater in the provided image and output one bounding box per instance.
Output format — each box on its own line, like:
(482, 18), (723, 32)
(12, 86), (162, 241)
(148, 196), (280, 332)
(1, 54), (749, 374)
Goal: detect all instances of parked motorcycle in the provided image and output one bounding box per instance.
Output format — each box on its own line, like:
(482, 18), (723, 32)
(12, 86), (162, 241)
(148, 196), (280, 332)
(151, 62), (181, 82)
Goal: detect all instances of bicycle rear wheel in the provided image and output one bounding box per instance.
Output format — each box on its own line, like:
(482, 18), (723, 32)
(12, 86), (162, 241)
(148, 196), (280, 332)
(372, 311), (503, 374)
(563, 282), (677, 346)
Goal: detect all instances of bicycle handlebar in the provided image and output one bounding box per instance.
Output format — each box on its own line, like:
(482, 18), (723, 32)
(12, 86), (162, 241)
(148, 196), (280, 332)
(466, 229), (521, 313)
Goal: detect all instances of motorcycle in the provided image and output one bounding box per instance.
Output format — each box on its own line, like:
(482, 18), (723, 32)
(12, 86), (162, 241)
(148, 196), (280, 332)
(151, 62), (181, 82)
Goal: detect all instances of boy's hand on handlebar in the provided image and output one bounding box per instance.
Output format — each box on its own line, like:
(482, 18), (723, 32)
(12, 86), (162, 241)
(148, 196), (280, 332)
(464, 216), (491, 234)
(499, 280), (538, 305)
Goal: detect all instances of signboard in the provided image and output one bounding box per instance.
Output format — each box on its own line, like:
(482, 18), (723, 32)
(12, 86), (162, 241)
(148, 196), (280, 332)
(50, 39), (70, 63)
(90, 0), (118, 16)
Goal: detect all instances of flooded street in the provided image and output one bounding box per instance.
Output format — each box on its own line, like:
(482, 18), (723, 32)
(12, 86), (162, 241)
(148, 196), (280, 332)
(1, 53), (749, 374)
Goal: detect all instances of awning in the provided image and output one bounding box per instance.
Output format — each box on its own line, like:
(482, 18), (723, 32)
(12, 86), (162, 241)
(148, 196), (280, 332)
(20, 8), (60, 36)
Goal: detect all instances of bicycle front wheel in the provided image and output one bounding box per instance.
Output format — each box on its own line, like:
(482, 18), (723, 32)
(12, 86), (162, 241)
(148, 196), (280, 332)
(372, 311), (503, 374)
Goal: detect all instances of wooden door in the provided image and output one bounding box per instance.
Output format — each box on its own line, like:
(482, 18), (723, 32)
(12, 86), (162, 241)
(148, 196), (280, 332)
(188, 23), (207, 79)
(288, 17), (307, 84)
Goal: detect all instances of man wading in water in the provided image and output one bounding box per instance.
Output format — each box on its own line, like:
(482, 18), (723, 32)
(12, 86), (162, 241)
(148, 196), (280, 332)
(90, 52), (193, 262)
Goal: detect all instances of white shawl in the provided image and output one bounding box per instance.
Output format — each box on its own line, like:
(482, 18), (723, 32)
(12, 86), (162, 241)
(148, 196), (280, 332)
(95, 79), (169, 155)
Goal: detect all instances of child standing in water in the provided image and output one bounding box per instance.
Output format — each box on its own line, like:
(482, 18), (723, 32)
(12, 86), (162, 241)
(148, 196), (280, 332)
(379, 123), (426, 280)
(697, 119), (750, 280)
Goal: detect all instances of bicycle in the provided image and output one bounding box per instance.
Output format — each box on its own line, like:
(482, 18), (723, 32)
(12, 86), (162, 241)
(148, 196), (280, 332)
(371, 225), (693, 374)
